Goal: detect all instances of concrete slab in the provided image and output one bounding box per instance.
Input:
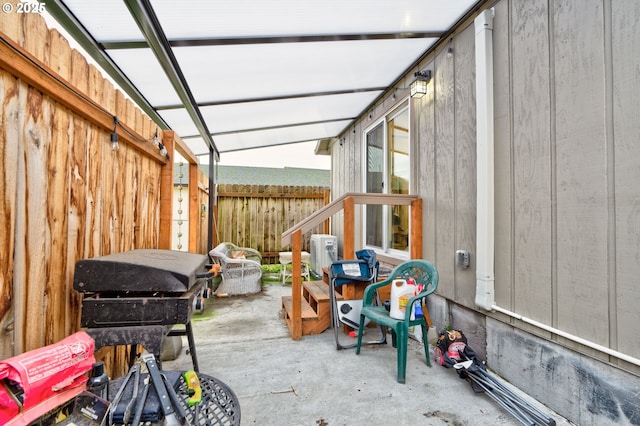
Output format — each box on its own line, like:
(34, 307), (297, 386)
(164, 283), (574, 425)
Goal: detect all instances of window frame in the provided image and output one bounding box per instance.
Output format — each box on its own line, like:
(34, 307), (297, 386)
(362, 99), (411, 258)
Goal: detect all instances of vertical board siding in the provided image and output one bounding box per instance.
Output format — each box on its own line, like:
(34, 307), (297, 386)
(492, 0), (514, 311)
(415, 58), (436, 264)
(215, 184), (327, 261)
(328, 0), (640, 368)
(612, 0), (640, 359)
(494, 0), (638, 364)
(511, 0), (553, 323)
(452, 26), (477, 307)
(433, 34), (456, 300)
(553, 0), (609, 349)
(0, 13), (164, 369)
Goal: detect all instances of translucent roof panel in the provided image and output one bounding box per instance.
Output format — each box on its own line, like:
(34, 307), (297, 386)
(159, 91), (383, 137)
(60, 0), (145, 42)
(46, 0), (482, 157)
(213, 121), (353, 152)
(174, 39), (435, 102)
(107, 49), (182, 105)
(152, 0), (475, 38)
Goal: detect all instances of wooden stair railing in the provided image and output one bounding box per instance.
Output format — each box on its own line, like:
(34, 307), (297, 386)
(281, 193), (422, 340)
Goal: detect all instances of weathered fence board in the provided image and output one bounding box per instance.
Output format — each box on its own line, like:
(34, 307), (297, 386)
(0, 73), (19, 357)
(0, 13), (173, 376)
(216, 184), (328, 263)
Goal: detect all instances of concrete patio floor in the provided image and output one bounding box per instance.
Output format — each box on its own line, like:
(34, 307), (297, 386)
(164, 283), (574, 426)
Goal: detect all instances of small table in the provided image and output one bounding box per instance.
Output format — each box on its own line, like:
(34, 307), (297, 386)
(279, 251), (311, 284)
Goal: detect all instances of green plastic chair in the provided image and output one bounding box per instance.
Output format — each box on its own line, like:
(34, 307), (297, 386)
(355, 259), (439, 383)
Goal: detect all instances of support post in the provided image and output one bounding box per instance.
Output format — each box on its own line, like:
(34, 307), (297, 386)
(410, 198), (423, 259)
(158, 131), (175, 249)
(188, 163), (199, 253)
(344, 196), (355, 260)
(291, 229), (303, 340)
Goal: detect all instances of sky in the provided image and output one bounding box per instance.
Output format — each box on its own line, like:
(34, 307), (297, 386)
(215, 141), (330, 169)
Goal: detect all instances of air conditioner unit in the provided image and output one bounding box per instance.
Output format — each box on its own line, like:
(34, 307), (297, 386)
(310, 234), (337, 274)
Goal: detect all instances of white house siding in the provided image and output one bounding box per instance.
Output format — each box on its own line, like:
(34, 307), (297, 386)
(330, 0), (640, 424)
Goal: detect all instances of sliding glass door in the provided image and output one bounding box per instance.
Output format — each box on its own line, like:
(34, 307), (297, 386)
(365, 123), (384, 248)
(364, 102), (410, 253)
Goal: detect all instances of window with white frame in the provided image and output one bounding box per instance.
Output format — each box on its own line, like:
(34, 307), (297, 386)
(363, 101), (410, 254)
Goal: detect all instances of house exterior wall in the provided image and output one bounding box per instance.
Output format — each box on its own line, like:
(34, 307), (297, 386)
(329, 0), (640, 423)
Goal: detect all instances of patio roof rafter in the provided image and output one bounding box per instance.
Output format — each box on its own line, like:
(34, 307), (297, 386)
(210, 117), (357, 138)
(121, 0), (218, 156)
(100, 31), (445, 50)
(42, 0), (170, 131)
(155, 87), (387, 110)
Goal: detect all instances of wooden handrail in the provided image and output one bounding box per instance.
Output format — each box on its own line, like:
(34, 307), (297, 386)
(281, 192), (419, 246)
(282, 192), (422, 340)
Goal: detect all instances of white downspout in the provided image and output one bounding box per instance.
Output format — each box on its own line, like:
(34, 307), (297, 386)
(474, 8), (496, 311)
(471, 9), (640, 368)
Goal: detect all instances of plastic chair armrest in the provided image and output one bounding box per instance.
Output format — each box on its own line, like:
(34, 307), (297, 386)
(362, 277), (393, 306)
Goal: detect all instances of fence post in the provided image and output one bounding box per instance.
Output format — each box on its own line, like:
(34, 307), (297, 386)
(323, 188), (331, 234)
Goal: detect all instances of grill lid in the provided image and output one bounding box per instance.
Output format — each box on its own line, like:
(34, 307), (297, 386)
(73, 249), (209, 294)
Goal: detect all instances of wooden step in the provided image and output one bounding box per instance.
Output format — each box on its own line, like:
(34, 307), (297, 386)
(281, 279), (344, 337)
(282, 295), (328, 336)
(302, 280), (341, 315)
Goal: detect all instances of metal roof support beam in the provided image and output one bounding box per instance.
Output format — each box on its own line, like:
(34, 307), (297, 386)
(155, 87), (386, 110)
(211, 117), (356, 137)
(101, 32), (444, 50)
(123, 0), (218, 157)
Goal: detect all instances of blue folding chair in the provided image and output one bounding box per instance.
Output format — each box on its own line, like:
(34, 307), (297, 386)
(328, 249), (387, 350)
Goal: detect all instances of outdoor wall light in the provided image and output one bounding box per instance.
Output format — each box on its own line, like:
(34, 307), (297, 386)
(410, 69), (432, 98)
(110, 116), (119, 151)
(151, 128), (160, 149)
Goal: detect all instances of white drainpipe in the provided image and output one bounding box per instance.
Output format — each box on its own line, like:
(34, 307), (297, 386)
(472, 9), (640, 368)
(492, 306), (640, 367)
(474, 8), (496, 311)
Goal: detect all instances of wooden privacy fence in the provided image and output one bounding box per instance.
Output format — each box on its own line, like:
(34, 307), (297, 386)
(214, 184), (330, 263)
(0, 13), (207, 377)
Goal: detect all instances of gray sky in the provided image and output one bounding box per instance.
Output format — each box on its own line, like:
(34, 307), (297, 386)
(216, 141), (331, 169)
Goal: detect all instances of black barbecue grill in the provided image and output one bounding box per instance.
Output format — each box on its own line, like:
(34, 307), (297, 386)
(74, 249), (212, 371)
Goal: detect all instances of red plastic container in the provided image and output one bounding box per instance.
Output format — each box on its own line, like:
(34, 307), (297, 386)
(0, 331), (95, 425)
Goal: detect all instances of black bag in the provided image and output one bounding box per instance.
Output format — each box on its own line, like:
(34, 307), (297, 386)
(434, 329), (468, 367)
